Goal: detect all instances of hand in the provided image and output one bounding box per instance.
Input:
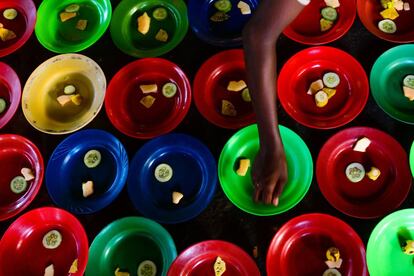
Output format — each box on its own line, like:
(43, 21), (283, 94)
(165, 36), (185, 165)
(252, 143), (288, 206)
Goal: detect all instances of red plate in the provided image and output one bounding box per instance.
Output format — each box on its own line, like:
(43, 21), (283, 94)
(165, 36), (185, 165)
(267, 213), (367, 276)
(357, 0), (414, 43)
(167, 240), (260, 276)
(0, 62), (21, 129)
(193, 49), (255, 129)
(317, 127), (412, 219)
(0, 207), (88, 275)
(105, 58), (191, 139)
(283, 0), (356, 45)
(278, 46), (369, 129)
(0, 134), (43, 221)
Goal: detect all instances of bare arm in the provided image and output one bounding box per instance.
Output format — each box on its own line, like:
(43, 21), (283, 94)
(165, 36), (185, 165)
(242, 0), (305, 205)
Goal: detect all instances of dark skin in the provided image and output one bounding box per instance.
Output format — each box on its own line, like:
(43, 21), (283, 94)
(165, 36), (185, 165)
(242, 0), (306, 206)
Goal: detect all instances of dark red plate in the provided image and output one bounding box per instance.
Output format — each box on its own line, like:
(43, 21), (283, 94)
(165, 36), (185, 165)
(0, 207), (89, 275)
(278, 46), (369, 129)
(105, 58), (191, 139)
(193, 49), (255, 129)
(167, 240), (260, 276)
(317, 127), (412, 219)
(357, 0), (414, 43)
(0, 134), (43, 221)
(283, 0), (356, 45)
(267, 213), (368, 276)
(0, 62), (21, 129)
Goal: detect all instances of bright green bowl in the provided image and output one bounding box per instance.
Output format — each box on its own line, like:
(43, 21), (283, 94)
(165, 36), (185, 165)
(110, 0), (189, 58)
(86, 217), (177, 276)
(367, 209), (414, 276)
(35, 0), (112, 53)
(370, 44), (414, 124)
(218, 124), (313, 216)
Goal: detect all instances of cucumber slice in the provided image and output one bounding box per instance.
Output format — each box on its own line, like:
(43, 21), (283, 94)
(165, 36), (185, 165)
(162, 82), (177, 98)
(378, 19), (397, 34)
(3, 8), (17, 20)
(83, 149), (101, 168)
(42, 230), (62, 249)
(214, 0), (232, 13)
(321, 7), (338, 21)
(323, 72), (340, 88)
(0, 98), (6, 114)
(64, 84), (76, 95)
(152, 7), (168, 21)
(345, 162), (365, 183)
(65, 4), (80, 13)
(10, 176), (27, 194)
(323, 268), (341, 276)
(137, 260), (157, 276)
(154, 163), (173, 182)
(403, 75), (414, 89)
(241, 88), (251, 102)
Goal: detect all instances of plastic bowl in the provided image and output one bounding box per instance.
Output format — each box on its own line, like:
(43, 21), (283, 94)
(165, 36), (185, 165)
(278, 46), (369, 129)
(128, 133), (217, 224)
(0, 207), (89, 275)
(110, 0), (188, 58)
(317, 127), (412, 219)
(22, 54), (106, 135)
(0, 62), (21, 129)
(357, 0), (414, 43)
(188, 0), (258, 47)
(218, 124), (313, 216)
(410, 141), (414, 177)
(367, 209), (414, 276)
(283, 0), (356, 45)
(86, 216), (177, 276)
(194, 49), (255, 129)
(35, 0), (112, 53)
(267, 213), (368, 276)
(0, 0), (36, 57)
(0, 134), (43, 221)
(370, 44), (414, 124)
(168, 240), (261, 276)
(46, 129), (129, 215)
(105, 58), (191, 139)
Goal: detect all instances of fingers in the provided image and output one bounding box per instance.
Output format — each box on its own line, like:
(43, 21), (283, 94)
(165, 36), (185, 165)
(272, 175), (288, 206)
(262, 182), (277, 205)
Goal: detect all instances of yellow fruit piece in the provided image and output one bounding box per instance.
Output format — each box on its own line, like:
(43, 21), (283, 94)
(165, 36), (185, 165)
(115, 268), (130, 276)
(57, 95), (72, 106)
(227, 80), (247, 92)
(60, 12), (77, 22)
(172, 191), (184, 204)
(403, 86), (414, 101)
(324, 0), (340, 8)
(315, 90), (328, 108)
(353, 137), (371, 152)
(237, 1), (251, 15)
(326, 247), (340, 262)
(140, 84), (158, 94)
(221, 100), (237, 116)
(82, 180), (94, 198)
(140, 95), (156, 108)
(322, 87), (336, 99)
(70, 94), (83, 106)
(137, 12), (151, 35)
(69, 259), (78, 273)
(403, 240), (414, 255)
(366, 167), (381, 181)
(21, 167), (35, 181)
(44, 264), (54, 276)
(236, 159), (250, 176)
(214, 256), (226, 276)
(308, 79), (324, 95)
(380, 7), (399, 20)
(320, 18), (333, 32)
(155, 29), (168, 42)
(0, 27), (16, 41)
(76, 19), (88, 31)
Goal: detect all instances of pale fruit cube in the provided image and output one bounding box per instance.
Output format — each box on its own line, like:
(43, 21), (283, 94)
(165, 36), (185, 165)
(353, 137), (371, 152)
(82, 181), (94, 198)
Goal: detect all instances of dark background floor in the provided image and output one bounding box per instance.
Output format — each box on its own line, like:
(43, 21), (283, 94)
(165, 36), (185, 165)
(1, 0), (414, 275)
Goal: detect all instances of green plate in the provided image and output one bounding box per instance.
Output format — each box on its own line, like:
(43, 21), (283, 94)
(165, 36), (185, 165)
(411, 141), (414, 178)
(367, 209), (414, 276)
(370, 44), (414, 124)
(35, 0), (112, 53)
(218, 124), (313, 216)
(85, 217), (177, 276)
(110, 0), (189, 58)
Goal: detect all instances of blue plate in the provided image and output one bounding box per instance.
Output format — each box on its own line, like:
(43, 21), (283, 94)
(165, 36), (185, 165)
(188, 0), (258, 47)
(46, 129), (129, 214)
(128, 134), (217, 224)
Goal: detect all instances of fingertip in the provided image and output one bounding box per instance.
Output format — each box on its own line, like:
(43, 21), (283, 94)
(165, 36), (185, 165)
(272, 197), (279, 206)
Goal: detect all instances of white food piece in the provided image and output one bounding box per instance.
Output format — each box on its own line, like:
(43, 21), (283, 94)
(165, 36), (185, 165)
(237, 1), (251, 15)
(353, 137), (371, 152)
(172, 191), (184, 204)
(21, 167), (35, 181)
(57, 95), (72, 106)
(324, 0), (340, 8)
(44, 264), (54, 276)
(404, 2), (410, 10)
(325, 258), (343, 269)
(82, 180), (94, 198)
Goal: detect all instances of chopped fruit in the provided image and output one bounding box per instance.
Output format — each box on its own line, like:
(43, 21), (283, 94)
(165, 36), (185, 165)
(403, 75), (414, 89)
(82, 180), (94, 198)
(70, 94), (83, 106)
(221, 100), (237, 116)
(60, 12), (77, 22)
(140, 84), (158, 94)
(155, 163), (173, 182)
(172, 191), (184, 204)
(84, 149), (101, 168)
(403, 240), (414, 255)
(353, 137), (371, 152)
(162, 82), (177, 98)
(315, 90), (329, 108)
(44, 264), (54, 276)
(322, 87), (336, 99)
(378, 19), (397, 33)
(3, 8), (18, 20)
(10, 176), (27, 194)
(326, 247), (341, 262)
(69, 259), (78, 273)
(394, 0), (404, 11)
(137, 260), (157, 276)
(323, 72), (340, 88)
(65, 4), (80, 13)
(236, 158), (250, 176)
(155, 29), (168, 42)
(152, 7), (168, 21)
(140, 95), (156, 108)
(42, 230), (62, 249)
(0, 27), (16, 41)
(345, 162), (365, 183)
(403, 86), (414, 101)
(76, 19), (88, 31)
(227, 80), (247, 92)
(237, 1), (251, 15)
(0, 98), (6, 114)
(380, 7), (399, 20)
(323, 268), (341, 276)
(308, 79), (324, 95)
(214, 0), (232, 13)
(210, 11), (230, 22)
(21, 167), (35, 181)
(325, 258), (343, 269)
(241, 88), (251, 102)
(64, 84), (76, 95)
(57, 95), (72, 106)
(404, 2), (410, 10)
(115, 268), (130, 276)
(214, 256), (226, 276)
(366, 167), (381, 181)
(381, 0), (390, 9)
(320, 18), (334, 32)
(324, 0), (340, 8)
(138, 12), (151, 35)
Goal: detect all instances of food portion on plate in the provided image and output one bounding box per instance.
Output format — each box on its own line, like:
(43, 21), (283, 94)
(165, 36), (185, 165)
(0, 8), (21, 43)
(59, 4), (88, 31)
(210, 0), (252, 23)
(114, 260), (157, 276)
(137, 6), (173, 43)
(320, 0), (341, 32)
(138, 81), (178, 109)
(307, 72), (340, 108)
(378, 0), (411, 34)
(403, 74), (414, 100)
(214, 256), (226, 276)
(10, 167), (35, 194)
(221, 79), (251, 117)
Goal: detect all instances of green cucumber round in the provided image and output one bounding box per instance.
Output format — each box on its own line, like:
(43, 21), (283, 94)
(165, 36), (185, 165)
(214, 0), (232, 13)
(403, 75), (414, 89)
(321, 7), (338, 21)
